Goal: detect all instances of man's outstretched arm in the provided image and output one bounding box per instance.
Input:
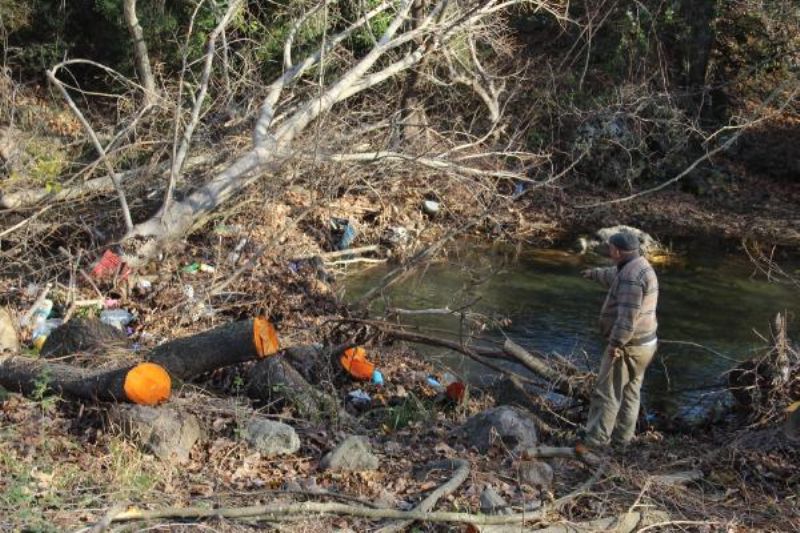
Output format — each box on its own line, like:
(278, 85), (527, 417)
(581, 266), (617, 288)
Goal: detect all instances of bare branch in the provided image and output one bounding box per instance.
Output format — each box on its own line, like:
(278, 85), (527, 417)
(163, 0), (243, 210)
(46, 66), (134, 232)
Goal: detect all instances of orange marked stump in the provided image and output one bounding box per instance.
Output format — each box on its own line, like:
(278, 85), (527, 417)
(253, 316), (280, 357)
(340, 347), (375, 381)
(123, 362), (171, 405)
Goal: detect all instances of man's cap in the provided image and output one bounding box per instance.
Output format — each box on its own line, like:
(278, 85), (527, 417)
(608, 231), (640, 252)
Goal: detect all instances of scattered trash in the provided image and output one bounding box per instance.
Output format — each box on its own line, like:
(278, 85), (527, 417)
(422, 200), (440, 215)
(182, 262), (214, 274)
(100, 309), (134, 331)
(426, 376), (444, 390)
(347, 389), (371, 408)
(183, 285), (195, 300)
(446, 381), (466, 403)
(371, 369), (384, 386)
(330, 218), (358, 250)
(31, 310), (64, 350)
(91, 250), (130, 280)
(513, 181), (527, 197)
(228, 238), (248, 264)
(213, 224), (241, 236)
(104, 298), (120, 309)
(384, 226), (410, 246)
(135, 278), (153, 292)
(340, 346), (376, 380)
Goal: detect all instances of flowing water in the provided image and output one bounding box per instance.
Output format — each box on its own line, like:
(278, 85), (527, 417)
(342, 241), (800, 418)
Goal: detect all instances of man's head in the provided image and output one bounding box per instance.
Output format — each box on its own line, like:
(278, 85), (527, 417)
(608, 231), (640, 263)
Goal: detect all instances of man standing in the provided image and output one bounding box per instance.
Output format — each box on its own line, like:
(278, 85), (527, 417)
(580, 231), (659, 449)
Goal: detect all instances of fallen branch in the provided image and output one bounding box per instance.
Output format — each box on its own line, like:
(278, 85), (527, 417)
(109, 461), (607, 526)
(504, 339), (591, 399)
(377, 458), (470, 533)
(0, 155), (212, 210)
(522, 446), (601, 466)
(109, 500), (547, 525)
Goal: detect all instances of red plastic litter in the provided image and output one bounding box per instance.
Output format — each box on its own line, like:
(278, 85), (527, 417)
(91, 250), (130, 280)
(446, 381), (466, 402)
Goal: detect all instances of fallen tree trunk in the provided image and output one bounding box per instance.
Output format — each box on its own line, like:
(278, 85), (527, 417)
(146, 316), (279, 380)
(0, 317), (279, 404)
(0, 355), (170, 405)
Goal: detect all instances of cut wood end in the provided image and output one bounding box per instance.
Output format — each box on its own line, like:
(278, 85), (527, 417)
(124, 362), (171, 405)
(253, 316), (280, 358)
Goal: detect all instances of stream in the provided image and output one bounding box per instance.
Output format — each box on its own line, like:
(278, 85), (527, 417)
(342, 241), (800, 419)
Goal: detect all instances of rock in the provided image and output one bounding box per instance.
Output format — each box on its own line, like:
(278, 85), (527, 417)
(0, 125), (19, 163)
(480, 486), (509, 514)
(243, 417), (300, 457)
(0, 308), (19, 353)
(576, 225), (662, 257)
(283, 479), (303, 492)
(518, 460), (553, 489)
(109, 405), (202, 464)
(460, 406), (538, 452)
(320, 435), (379, 471)
(785, 406), (800, 443)
(41, 317), (129, 359)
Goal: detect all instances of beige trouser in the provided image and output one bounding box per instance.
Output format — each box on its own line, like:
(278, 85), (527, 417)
(584, 343), (657, 447)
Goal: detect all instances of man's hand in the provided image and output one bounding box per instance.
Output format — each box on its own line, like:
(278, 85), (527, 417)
(581, 269), (593, 279)
(610, 346), (624, 358)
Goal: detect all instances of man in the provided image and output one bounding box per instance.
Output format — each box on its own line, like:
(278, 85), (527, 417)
(579, 231), (659, 449)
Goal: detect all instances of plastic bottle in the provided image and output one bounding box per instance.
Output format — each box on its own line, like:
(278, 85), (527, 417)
(100, 309), (134, 330)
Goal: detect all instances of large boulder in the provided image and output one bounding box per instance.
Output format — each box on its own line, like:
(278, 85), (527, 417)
(0, 308), (19, 353)
(243, 417), (300, 457)
(459, 406), (538, 452)
(480, 486), (509, 515)
(109, 405), (203, 464)
(517, 460), (554, 489)
(320, 435), (379, 471)
(576, 225), (662, 257)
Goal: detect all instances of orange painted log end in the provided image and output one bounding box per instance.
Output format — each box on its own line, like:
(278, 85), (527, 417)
(253, 316), (280, 358)
(124, 362), (171, 405)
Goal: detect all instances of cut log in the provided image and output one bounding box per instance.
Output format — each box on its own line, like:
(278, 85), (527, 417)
(147, 316), (279, 380)
(0, 355), (171, 405)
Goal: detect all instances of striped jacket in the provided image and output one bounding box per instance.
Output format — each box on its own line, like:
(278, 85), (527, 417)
(587, 255), (658, 347)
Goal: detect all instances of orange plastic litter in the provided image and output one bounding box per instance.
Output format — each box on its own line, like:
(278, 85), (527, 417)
(340, 347), (375, 380)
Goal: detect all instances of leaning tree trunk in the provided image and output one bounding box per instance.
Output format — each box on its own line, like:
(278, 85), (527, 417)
(121, 0), (542, 260)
